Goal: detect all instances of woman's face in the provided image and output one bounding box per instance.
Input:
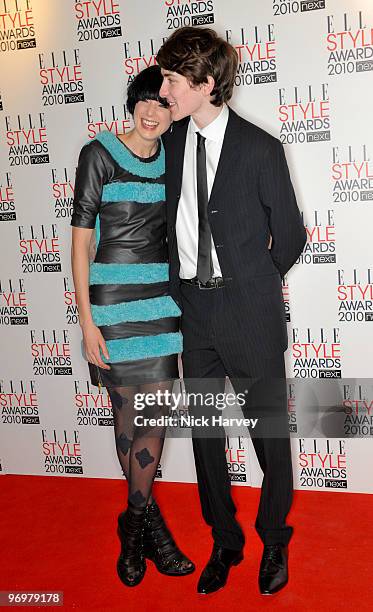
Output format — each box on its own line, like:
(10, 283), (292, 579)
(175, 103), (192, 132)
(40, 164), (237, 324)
(133, 99), (171, 141)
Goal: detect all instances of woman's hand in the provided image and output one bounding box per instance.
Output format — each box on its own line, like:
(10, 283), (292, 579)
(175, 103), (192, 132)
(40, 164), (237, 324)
(81, 321), (111, 370)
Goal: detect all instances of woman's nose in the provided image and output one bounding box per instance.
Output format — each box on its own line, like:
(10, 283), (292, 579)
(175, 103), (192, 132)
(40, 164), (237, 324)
(146, 101), (157, 116)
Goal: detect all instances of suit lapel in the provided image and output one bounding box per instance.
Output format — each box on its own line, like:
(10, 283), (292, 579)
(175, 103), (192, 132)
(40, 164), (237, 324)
(166, 118), (189, 228)
(208, 107), (242, 210)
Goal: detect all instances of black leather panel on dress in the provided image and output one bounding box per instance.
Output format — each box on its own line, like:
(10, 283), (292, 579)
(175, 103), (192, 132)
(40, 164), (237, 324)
(95, 200), (168, 264)
(89, 354), (178, 387)
(89, 281), (169, 305)
(99, 317), (179, 341)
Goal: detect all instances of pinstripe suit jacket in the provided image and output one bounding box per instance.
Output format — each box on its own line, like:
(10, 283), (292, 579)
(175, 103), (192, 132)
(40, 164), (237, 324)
(163, 107), (306, 356)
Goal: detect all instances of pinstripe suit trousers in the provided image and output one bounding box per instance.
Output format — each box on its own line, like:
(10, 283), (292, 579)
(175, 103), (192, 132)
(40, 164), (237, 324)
(180, 280), (293, 550)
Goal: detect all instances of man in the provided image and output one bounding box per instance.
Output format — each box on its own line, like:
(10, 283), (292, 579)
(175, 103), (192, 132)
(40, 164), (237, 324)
(157, 27), (306, 595)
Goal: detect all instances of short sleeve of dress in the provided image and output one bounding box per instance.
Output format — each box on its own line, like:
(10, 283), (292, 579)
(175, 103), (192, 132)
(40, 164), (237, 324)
(71, 141), (108, 229)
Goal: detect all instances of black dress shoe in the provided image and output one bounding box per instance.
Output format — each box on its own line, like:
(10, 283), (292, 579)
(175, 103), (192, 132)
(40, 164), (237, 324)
(197, 544), (243, 594)
(259, 544), (288, 595)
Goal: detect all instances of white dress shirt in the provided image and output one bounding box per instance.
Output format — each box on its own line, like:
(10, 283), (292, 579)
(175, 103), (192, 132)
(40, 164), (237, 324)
(176, 104), (229, 279)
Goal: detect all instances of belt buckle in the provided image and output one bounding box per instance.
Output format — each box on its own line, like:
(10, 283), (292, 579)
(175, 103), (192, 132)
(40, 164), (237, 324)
(193, 277), (223, 289)
(194, 278), (207, 289)
(211, 277), (223, 289)
(197, 278), (207, 289)
(201, 277), (219, 289)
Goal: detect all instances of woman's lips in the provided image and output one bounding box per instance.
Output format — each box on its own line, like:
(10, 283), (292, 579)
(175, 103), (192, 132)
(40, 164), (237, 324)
(141, 118), (159, 130)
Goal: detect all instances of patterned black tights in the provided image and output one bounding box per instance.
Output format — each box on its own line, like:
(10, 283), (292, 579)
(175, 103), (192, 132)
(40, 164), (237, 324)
(108, 380), (173, 509)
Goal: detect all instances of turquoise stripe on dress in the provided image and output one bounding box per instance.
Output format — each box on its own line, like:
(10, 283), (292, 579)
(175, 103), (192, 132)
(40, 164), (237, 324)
(90, 263), (169, 285)
(91, 296), (181, 326)
(95, 130), (164, 179)
(104, 332), (182, 363)
(95, 215), (100, 248)
(101, 181), (165, 203)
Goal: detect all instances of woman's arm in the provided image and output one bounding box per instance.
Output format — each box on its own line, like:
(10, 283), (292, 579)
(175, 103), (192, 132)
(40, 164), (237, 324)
(71, 141), (111, 371)
(71, 226), (110, 370)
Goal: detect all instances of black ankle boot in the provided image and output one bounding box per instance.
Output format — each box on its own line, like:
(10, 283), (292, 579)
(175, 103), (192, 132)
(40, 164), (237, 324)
(117, 503), (146, 587)
(143, 500), (195, 576)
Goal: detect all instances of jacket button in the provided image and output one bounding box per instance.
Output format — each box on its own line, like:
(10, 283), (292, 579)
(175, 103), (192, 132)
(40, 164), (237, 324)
(216, 244), (223, 248)
(210, 209), (218, 213)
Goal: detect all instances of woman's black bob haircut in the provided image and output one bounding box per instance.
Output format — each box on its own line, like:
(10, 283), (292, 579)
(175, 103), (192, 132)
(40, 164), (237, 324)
(126, 65), (169, 116)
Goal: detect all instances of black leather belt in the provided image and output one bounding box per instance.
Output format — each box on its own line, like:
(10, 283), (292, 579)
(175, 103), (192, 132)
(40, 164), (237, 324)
(181, 276), (225, 289)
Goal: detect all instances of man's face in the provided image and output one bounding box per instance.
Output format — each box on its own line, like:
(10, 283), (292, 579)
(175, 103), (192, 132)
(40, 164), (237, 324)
(159, 69), (205, 121)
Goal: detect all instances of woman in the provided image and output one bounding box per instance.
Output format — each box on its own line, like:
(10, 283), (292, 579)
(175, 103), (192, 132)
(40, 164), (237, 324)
(71, 65), (194, 587)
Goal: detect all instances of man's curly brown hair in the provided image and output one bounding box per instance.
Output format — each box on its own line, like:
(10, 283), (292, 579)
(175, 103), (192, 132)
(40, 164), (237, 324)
(156, 27), (238, 107)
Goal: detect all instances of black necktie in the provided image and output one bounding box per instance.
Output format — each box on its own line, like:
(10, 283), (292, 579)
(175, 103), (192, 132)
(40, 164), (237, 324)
(196, 132), (213, 283)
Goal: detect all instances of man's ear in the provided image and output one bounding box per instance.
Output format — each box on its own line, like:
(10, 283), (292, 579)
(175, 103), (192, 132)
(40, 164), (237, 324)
(201, 75), (215, 97)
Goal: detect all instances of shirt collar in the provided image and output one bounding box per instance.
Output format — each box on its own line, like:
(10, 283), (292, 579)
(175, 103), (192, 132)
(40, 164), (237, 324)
(189, 104), (229, 142)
